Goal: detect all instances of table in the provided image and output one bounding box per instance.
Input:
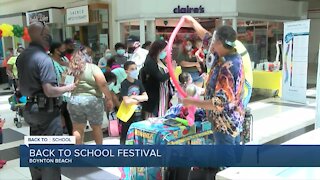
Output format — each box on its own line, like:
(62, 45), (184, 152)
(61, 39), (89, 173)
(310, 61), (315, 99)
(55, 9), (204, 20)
(253, 71), (282, 96)
(122, 118), (213, 180)
(125, 118), (213, 145)
(216, 129), (320, 180)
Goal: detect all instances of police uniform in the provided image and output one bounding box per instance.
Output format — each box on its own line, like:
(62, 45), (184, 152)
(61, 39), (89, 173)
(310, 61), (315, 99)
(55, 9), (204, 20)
(16, 42), (62, 180)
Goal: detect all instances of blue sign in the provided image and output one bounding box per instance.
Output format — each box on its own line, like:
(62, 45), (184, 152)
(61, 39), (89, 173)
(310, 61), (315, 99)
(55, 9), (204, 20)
(20, 145), (320, 167)
(173, 5), (205, 14)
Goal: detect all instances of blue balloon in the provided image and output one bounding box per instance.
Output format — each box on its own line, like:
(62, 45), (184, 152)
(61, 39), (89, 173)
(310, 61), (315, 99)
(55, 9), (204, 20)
(19, 96), (27, 103)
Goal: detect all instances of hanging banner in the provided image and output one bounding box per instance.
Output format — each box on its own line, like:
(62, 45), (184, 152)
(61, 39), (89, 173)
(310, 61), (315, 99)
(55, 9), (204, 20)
(282, 19), (310, 104)
(316, 43), (320, 128)
(26, 10), (51, 26)
(66, 6), (89, 25)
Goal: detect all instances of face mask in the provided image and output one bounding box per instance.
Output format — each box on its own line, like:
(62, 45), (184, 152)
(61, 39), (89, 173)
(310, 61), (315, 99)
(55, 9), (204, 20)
(59, 51), (65, 58)
(129, 70), (139, 79)
(108, 82), (115, 88)
(159, 51), (167, 60)
(203, 49), (208, 55)
(105, 53), (112, 59)
(186, 45), (192, 51)
(117, 49), (125, 56)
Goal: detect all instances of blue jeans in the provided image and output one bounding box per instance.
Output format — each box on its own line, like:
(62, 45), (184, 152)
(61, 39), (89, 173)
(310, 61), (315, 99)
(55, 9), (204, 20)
(214, 132), (240, 166)
(189, 71), (204, 83)
(214, 132), (240, 145)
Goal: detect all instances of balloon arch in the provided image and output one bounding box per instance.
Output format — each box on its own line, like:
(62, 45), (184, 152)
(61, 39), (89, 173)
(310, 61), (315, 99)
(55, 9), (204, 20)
(0, 23), (31, 42)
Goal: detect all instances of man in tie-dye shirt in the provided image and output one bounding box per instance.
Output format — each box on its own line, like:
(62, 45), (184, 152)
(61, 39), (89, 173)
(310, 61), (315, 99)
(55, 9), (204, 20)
(183, 25), (245, 145)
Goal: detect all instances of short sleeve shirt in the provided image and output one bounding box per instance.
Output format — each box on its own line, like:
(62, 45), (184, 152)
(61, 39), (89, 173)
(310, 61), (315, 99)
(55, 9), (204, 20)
(203, 33), (253, 107)
(7, 56), (18, 78)
(16, 43), (57, 97)
(176, 52), (198, 73)
(205, 53), (245, 135)
(110, 68), (127, 94)
(120, 79), (146, 112)
(113, 55), (127, 67)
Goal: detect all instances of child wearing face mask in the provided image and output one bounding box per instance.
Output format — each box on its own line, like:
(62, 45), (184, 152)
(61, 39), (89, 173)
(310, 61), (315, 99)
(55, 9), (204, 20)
(113, 42), (127, 67)
(119, 61), (148, 144)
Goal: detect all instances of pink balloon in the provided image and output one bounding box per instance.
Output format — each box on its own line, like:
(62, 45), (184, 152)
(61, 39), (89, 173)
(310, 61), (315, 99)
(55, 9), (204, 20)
(166, 17), (187, 98)
(187, 105), (196, 126)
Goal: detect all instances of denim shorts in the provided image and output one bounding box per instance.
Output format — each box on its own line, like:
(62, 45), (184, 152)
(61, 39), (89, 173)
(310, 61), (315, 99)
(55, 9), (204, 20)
(189, 71), (204, 83)
(67, 96), (104, 125)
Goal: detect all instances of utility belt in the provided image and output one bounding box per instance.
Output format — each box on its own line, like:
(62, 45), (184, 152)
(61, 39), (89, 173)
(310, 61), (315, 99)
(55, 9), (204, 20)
(26, 94), (62, 112)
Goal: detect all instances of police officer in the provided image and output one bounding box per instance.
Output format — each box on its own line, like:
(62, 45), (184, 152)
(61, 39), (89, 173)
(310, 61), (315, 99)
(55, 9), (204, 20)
(16, 22), (75, 180)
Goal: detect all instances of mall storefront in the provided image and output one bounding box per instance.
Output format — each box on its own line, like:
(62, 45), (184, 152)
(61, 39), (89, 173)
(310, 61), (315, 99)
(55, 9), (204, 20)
(115, 0), (307, 66)
(64, 3), (110, 63)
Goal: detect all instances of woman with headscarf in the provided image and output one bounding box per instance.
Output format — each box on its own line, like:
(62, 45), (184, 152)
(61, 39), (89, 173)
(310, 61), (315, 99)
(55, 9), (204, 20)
(65, 47), (113, 144)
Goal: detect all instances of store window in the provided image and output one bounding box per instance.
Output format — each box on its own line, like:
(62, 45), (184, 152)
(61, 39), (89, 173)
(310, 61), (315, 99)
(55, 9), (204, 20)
(67, 4), (110, 64)
(120, 20), (141, 51)
(237, 20), (284, 68)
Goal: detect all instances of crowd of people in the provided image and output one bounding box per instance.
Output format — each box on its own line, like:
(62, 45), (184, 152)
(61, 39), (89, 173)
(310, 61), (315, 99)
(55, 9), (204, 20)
(0, 14), (254, 178)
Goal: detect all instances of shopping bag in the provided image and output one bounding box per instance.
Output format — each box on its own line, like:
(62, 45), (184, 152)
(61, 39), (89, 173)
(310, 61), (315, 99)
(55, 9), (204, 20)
(108, 112), (120, 137)
(241, 107), (253, 144)
(116, 101), (137, 122)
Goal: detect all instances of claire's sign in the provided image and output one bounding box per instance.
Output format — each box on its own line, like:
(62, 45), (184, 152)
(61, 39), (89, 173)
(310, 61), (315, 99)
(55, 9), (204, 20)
(173, 5), (205, 14)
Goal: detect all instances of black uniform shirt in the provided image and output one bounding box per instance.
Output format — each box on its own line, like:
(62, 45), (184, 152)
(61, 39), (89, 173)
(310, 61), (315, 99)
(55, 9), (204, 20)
(16, 43), (57, 97)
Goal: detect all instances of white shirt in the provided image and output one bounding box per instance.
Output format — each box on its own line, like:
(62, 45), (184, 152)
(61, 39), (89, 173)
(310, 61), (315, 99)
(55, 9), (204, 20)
(129, 47), (149, 72)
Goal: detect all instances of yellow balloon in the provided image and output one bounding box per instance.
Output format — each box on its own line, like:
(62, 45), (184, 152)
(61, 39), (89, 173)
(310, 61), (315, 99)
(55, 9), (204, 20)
(0, 23), (14, 37)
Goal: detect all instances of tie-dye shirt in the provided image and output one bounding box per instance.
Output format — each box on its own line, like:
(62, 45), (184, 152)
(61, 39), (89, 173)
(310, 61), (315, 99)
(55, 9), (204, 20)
(205, 52), (245, 136)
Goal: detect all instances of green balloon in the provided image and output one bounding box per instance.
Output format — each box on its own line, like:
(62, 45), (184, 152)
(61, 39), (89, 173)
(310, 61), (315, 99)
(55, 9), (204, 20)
(13, 25), (23, 38)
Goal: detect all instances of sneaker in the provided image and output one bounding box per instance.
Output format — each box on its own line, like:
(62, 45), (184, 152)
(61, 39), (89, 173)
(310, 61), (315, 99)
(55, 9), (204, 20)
(0, 160), (7, 165)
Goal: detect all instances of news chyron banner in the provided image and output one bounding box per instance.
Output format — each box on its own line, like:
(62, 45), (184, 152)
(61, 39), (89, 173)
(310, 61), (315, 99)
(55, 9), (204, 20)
(21, 137), (320, 167)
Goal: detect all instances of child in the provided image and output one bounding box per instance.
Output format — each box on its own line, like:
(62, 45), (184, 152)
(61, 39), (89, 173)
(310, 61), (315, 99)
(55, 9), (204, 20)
(104, 71), (121, 109)
(178, 72), (204, 103)
(120, 61), (148, 144)
(193, 39), (207, 75)
(0, 118), (7, 168)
